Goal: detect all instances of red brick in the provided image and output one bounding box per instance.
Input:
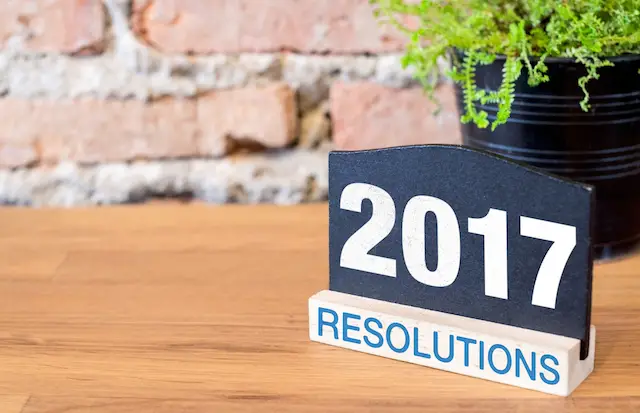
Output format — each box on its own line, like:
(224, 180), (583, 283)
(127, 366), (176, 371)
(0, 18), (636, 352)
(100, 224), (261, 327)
(330, 82), (462, 151)
(0, 0), (104, 53)
(0, 98), (199, 166)
(0, 100), (40, 167)
(0, 145), (38, 168)
(132, 0), (406, 54)
(0, 83), (297, 167)
(197, 83), (297, 156)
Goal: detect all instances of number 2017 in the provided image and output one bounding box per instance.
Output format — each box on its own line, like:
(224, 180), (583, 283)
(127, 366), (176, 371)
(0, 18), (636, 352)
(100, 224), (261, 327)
(338, 183), (577, 310)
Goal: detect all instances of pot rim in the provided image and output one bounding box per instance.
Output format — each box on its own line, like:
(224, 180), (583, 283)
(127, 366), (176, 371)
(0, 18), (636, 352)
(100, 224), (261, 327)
(450, 47), (640, 64)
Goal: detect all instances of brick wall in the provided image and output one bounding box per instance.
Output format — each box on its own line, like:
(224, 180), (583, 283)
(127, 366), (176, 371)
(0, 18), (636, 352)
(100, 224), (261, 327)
(0, 0), (460, 207)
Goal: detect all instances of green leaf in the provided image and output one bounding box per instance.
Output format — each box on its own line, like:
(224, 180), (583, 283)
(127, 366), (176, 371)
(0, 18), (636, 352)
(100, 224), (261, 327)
(369, 0), (640, 129)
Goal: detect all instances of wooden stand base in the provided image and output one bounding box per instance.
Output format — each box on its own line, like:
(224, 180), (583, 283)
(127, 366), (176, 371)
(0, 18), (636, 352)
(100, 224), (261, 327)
(309, 290), (595, 396)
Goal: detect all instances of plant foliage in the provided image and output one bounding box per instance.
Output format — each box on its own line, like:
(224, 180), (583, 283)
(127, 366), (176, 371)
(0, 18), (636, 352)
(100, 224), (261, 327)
(369, 0), (640, 130)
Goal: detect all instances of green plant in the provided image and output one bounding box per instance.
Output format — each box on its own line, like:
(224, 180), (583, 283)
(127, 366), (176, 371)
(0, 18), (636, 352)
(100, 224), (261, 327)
(369, 0), (640, 130)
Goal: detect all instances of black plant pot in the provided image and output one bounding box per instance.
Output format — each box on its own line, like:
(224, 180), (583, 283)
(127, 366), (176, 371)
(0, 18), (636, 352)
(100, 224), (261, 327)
(453, 51), (640, 261)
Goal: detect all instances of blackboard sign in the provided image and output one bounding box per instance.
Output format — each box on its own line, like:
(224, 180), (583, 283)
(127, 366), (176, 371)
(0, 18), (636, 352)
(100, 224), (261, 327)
(328, 145), (595, 358)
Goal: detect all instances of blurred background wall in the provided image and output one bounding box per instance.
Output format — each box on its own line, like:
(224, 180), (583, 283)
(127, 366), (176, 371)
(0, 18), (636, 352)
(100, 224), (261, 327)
(0, 0), (460, 207)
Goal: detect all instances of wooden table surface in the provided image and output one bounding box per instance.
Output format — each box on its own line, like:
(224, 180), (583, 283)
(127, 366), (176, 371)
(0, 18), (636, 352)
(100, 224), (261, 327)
(0, 203), (639, 412)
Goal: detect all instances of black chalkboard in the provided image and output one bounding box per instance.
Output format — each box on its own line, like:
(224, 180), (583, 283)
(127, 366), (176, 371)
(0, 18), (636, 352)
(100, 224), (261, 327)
(328, 145), (595, 359)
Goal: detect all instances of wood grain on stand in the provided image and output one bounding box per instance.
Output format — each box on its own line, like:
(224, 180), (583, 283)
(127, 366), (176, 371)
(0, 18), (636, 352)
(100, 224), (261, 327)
(0, 204), (638, 412)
